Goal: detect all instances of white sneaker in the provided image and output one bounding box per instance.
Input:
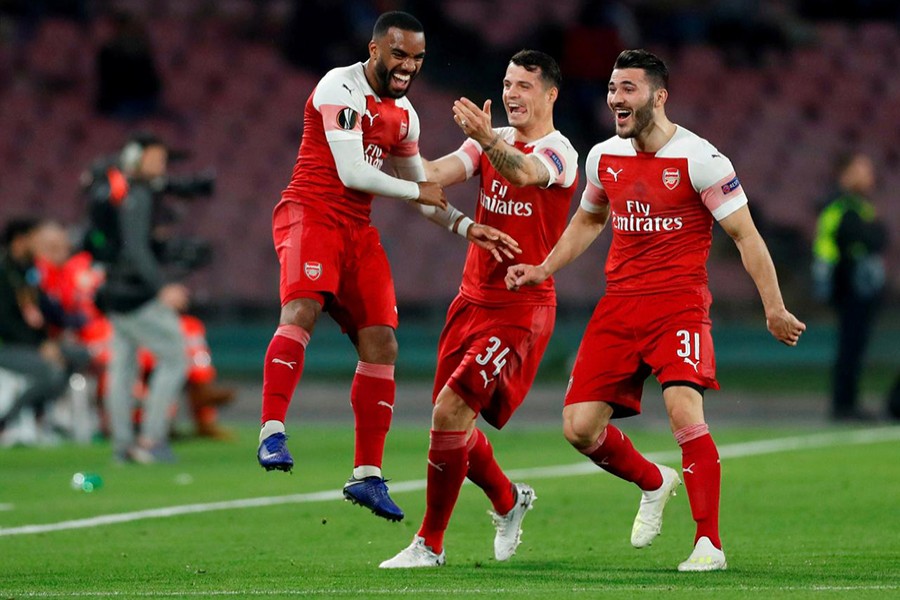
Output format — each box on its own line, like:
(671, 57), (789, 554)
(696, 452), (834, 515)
(677, 536), (727, 571)
(379, 536), (446, 569)
(491, 483), (536, 561)
(631, 464), (681, 548)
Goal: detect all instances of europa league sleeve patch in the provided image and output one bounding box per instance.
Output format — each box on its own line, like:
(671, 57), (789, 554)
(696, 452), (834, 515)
(337, 107), (359, 130)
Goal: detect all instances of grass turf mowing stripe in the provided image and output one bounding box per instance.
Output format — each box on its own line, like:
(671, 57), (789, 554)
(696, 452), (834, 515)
(8, 585), (900, 596)
(1, 426), (898, 538)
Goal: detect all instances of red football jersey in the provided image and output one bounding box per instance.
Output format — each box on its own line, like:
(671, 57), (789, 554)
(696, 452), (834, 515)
(452, 127), (579, 306)
(280, 63), (420, 224)
(580, 126), (748, 295)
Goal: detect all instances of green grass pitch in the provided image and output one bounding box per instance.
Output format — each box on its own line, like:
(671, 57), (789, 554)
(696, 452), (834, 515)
(1, 424), (898, 598)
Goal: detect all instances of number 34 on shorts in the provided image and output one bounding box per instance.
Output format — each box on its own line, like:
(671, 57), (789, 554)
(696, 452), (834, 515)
(475, 336), (510, 388)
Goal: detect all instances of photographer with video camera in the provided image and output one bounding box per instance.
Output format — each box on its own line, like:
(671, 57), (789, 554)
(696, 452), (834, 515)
(86, 131), (215, 463)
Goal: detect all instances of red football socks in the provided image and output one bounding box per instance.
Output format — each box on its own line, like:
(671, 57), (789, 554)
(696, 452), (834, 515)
(260, 324), (309, 423)
(466, 428), (515, 515)
(676, 424), (722, 549)
(418, 430), (468, 554)
(349, 362), (396, 469)
(581, 424), (663, 491)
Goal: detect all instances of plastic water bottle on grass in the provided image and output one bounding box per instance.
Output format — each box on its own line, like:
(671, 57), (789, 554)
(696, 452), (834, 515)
(71, 472), (103, 492)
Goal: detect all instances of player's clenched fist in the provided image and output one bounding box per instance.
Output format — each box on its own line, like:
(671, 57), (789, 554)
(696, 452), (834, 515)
(766, 308), (807, 347)
(505, 263), (550, 291)
(416, 181), (447, 210)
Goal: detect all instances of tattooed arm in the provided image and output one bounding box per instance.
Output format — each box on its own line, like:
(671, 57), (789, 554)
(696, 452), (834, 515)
(452, 97), (552, 188)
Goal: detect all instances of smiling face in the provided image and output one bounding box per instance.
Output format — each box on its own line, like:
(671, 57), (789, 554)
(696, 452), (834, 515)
(503, 63), (556, 132)
(607, 67), (661, 140)
(368, 27), (425, 99)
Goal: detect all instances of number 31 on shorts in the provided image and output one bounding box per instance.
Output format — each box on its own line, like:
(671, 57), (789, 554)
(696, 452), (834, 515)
(676, 329), (701, 370)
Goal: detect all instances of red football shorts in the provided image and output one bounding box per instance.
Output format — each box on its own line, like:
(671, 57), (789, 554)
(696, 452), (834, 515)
(565, 289), (719, 417)
(272, 201), (398, 332)
(434, 296), (555, 429)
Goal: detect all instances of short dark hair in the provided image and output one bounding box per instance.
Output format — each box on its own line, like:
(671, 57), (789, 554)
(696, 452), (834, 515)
(2, 217), (39, 250)
(373, 11), (423, 39)
(614, 49), (669, 90)
(510, 49), (562, 90)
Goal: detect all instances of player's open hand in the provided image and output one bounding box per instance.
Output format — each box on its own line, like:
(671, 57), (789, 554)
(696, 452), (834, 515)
(417, 181), (447, 210)
(468, 223), (521, 262)
(505, 263), (549, 291)
(453, 97), (494, 147)
(766, 308), (806, 346)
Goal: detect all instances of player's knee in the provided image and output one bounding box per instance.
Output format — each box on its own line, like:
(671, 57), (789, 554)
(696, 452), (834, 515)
(432, 389), (474, 431)
(562, 414), (602, 449)
(356, 327), (398, 364)
(280, 298), (321, 331)
(563, 402), (611, 449)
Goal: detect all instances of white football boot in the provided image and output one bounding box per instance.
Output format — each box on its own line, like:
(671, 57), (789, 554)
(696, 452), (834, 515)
(491, 483), (536, 561)
(379, 536), (446, 569)
(631, 464), (682, 548)
(677, 536), (727, 572)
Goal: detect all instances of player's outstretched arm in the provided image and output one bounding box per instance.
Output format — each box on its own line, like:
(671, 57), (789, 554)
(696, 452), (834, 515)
(393, 154), (518, 261)
(506, 206), (608, 290)
(453, 98), (550, 187)
(421, 154), (469, 187)
(719, 205), (806, 346)
(328, 138), (447, 209)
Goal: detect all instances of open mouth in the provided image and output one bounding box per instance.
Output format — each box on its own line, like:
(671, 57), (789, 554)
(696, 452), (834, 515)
(614, 108), (632, 126)
(507, 102), (526, 117)
(391, 71), (411, 90)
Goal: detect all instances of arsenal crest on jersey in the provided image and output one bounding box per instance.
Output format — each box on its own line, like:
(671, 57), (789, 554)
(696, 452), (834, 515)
(304, 261), (323, 281)
(662, 168), (681, 190)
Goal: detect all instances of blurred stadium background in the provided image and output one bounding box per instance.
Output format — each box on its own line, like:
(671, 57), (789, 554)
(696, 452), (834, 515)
(0, 0), (897, 403)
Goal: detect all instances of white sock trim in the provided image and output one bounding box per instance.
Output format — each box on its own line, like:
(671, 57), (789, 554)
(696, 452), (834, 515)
(259, 420), (285, 443)
(353, 465), (382, 479)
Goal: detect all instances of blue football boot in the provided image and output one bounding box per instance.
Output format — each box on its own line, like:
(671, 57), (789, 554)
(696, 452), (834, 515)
(342, 476), (405, 522)
(257, 432), (294, 472)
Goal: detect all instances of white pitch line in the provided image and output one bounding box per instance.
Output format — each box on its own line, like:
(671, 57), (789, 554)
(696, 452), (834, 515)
(1, 427), (898, 538)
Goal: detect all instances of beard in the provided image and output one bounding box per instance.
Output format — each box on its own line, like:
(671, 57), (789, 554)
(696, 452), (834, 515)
(619, 96), (654, 139)
(374, 60), (412, 99)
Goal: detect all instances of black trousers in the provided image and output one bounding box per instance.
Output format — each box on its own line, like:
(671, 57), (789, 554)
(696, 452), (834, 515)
(831, 295), (879, 417)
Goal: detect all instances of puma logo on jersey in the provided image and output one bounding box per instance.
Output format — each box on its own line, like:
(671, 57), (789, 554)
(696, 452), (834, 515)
(480, 370), (494, 388)
(683, 357), (700, 373)
(342, 83), (354, 95)
(377, 401), (394, 413)
(271, 358), (297, 370)
(606, 166), (623, 182)
(364, 110), (379, 126)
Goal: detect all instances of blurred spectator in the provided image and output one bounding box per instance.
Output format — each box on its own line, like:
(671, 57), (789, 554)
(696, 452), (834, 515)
(812, 152), (888, 421)
(0, 218), (89, 445)
(558, 1), (635, 152)
(93, 132), (189, 463)
(95, 12), (162, 119)
(33, 220), (235, 441)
